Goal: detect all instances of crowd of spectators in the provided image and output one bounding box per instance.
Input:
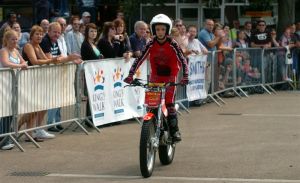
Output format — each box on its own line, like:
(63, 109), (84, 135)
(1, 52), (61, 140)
(0, 4), (300, 150)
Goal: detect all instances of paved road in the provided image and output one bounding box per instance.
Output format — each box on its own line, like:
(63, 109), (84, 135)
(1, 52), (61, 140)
(2, 91), (300, 183)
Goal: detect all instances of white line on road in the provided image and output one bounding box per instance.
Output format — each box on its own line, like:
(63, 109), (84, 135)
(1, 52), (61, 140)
(48, 173), (140, 179)
(243, 113), (300, 117)
(47, 173), (300, 182)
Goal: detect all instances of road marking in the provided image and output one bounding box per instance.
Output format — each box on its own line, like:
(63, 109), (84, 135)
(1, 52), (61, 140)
(154, 176), (300, 182)
(47, 173), (300, 182)
(48, 173), (140, 179)
(218, 113), (300, 118)
(243, 113), (300, 117)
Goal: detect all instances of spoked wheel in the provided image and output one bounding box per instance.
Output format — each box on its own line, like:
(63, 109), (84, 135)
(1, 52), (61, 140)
(158, 132), (176, 165)
(139, 119), (157, 178)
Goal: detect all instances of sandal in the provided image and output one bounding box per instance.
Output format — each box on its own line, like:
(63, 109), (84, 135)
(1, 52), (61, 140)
(25, 137), (44, 142)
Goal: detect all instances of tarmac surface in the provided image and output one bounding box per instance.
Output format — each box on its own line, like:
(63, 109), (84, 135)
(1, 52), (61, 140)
(2, 91), (300, 183)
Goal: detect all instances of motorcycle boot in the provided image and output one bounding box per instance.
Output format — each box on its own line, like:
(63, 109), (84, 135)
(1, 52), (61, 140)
(166, 103), (181, 142)
(167, 116), (181, 142)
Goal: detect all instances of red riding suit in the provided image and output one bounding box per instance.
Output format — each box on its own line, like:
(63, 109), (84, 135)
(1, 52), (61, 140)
(128, 36), (188, 105)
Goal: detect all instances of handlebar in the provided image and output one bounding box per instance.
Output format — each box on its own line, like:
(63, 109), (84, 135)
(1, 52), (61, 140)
(124, 78), (183, 88)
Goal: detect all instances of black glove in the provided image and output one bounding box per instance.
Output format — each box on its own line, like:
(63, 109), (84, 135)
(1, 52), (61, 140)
(123, 75), (134, 84)
(180, 76), (189, 85)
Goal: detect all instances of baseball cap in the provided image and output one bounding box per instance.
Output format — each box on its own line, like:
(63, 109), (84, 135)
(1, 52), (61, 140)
(82, 11), (91, 17)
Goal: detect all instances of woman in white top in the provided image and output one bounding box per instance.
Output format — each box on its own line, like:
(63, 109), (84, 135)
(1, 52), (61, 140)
(234, 30), (248, 48)
(0, 29), (27, 68)
(186, 25), (208, 55)
(0, 29), (27, 150)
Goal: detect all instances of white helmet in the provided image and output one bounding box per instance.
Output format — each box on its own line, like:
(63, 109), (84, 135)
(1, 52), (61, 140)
(150, 14), (172, 36)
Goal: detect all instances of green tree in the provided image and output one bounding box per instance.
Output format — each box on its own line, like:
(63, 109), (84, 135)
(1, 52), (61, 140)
(120, 0), (168, 33)
(120, 0), (167, 18)
(277, 0), (295, 35)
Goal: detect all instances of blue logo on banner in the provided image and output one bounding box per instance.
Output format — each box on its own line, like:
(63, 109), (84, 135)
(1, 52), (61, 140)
(95, 113), (104, 118)
(114, 82), (122, 88)
(189, 60), (205, 75)
(93, 69), (105, 91)
(94, 85), (104, 91)
(114, 109), (124, 114)
(137, 106), (142, 110)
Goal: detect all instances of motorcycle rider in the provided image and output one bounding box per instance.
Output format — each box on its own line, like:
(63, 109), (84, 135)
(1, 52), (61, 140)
(124, 14), (189, 142)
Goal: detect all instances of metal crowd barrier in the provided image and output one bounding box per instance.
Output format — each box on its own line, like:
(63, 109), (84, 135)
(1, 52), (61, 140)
(0, 48), (295, 151)
(263, 47), (295, 91)
(0, 63), (92, 152)
(208, 50), (227, 106)
(233, 48), (268, 96)
(175, 70), (190, 114)
(0, 68), (23, 151)
(16, 63), (92, 146)
(206, 47), (294, 107)
(60, 62), (101, 133)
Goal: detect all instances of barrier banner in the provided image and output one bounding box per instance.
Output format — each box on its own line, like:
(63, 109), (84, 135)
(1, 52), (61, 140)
(0, 70), (13, 117)
(84, 58), (147, 126)
(187, 54), (207, 101)
(17, 64), (77, 114)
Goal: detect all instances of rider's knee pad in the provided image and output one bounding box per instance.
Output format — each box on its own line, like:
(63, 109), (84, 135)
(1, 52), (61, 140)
(166, 103), (176, 116)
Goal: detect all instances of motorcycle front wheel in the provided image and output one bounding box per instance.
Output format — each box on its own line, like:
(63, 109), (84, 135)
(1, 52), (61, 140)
(139, 119), (156, 178)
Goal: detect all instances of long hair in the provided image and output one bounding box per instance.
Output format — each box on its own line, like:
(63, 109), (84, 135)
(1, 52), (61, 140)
(2, 29), (17, 47)
(84, 23), (97, 41)
(102, 22), (114, 39)
(113, 18), (126, 34)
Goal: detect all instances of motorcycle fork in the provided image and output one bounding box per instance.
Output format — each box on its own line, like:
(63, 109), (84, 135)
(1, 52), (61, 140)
(153, 88), (166, 148)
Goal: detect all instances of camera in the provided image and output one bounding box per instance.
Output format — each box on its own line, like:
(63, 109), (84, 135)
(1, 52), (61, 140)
(114, 35), (123, 40)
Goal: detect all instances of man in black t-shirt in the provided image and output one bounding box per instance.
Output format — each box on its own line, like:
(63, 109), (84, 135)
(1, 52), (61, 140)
(251, 20), (272, 83)
(40, 22), (82, 132)
(40, 22), (81, 62)
(40, 32), (61, 57)
(251, 20), (271, 48)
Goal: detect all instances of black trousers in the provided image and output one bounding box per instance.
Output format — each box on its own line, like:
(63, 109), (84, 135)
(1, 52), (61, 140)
(0, 116), (13, 144)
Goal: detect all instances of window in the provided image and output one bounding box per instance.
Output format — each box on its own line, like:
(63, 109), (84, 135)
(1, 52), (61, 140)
(178, 0), (199, 3)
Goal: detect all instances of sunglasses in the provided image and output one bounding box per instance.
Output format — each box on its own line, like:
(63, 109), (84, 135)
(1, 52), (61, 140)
(258, 24), (265, 26)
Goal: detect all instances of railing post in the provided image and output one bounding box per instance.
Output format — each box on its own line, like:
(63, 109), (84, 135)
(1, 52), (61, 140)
(12, 69), (25, 152)
(261, 48), (266, 85)
(211, 51), (215, 94)
(233, 48), (237, 90)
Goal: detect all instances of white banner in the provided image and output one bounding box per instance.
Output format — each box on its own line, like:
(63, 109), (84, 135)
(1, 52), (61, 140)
(84, 58), (147, 126)
(17, 64), (77, 114)
(187, 54), (207, 101)
(0, 69), (13, 117)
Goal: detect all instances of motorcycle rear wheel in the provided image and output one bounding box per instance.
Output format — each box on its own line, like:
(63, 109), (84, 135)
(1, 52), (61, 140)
(158, 133), (176, 165)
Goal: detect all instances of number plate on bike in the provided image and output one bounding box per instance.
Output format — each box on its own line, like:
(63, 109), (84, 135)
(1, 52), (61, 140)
(145, 91), (161, 107)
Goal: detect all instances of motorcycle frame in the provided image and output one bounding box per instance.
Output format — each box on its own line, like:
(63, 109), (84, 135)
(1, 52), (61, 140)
(142, 86), (168, 147)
